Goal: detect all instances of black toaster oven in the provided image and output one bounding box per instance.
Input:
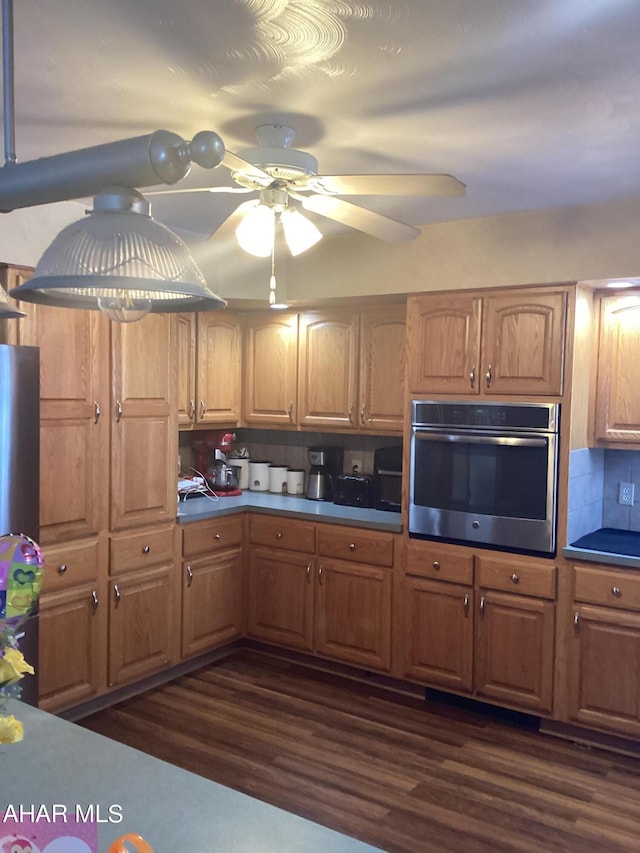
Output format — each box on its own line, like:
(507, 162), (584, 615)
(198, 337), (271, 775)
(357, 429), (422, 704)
(373, 445), (402, 513)
(333, 473), (373, 508)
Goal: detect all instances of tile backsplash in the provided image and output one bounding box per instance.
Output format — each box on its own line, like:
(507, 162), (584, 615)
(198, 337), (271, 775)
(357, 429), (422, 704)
(179, 429), (402, 477)
(567, 447), (640, 543)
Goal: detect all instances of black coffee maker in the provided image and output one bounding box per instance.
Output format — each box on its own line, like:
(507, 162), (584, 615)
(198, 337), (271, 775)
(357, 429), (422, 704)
(306, 446), (344, 501)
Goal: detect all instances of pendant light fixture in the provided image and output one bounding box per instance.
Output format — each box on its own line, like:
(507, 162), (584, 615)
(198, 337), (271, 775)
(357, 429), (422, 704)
(0, 0), (226, 321)
(235, 189), (322, 258)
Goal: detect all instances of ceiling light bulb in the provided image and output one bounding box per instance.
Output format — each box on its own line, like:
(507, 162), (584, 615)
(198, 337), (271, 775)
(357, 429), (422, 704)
(97, 293), (152, 323)
(280, 208), (322, 256)
(235, 203), (275, 257)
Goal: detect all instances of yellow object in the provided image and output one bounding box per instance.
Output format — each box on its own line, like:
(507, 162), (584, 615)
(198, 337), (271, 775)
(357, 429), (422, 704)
(0, 713), (24, 743)
(0, 647), (35, 687)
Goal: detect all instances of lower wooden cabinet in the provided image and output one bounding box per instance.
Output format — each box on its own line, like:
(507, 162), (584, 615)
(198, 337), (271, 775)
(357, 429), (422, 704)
(182, 548), (244, 658)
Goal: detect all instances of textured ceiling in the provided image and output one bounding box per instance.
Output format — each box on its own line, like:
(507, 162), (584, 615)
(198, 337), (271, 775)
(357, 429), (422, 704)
(6, 0), (640, 243)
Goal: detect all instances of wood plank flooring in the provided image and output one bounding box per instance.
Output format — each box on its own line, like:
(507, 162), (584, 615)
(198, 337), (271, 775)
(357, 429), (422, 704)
(79, 650), (640, 852)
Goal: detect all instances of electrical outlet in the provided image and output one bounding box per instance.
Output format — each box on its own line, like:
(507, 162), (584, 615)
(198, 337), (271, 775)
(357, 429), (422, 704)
(351, 458), (363, 474)
(618, 482), (635, 506)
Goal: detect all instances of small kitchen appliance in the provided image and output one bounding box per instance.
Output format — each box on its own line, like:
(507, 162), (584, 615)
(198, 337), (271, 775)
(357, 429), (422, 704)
(333, 467), (373, 508)
(373, 445), (403, 513)
(306, 446), (344, 501)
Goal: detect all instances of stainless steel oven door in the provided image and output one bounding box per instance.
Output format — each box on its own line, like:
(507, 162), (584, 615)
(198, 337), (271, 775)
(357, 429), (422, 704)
(409, 428), (558, 554)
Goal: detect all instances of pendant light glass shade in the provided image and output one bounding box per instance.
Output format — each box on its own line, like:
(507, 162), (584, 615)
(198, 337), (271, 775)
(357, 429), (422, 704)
(235, 202), (276, 257)
(9, 187), (226, 318)
(280, 208), (322, 256)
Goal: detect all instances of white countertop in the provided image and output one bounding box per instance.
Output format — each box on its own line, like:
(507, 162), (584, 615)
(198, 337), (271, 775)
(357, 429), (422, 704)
(1, 700), (381, 852)
(177, 491), (403, 532)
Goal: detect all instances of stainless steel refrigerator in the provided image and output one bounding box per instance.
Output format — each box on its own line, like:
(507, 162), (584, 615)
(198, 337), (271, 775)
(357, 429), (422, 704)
(0, 343), (40, 705)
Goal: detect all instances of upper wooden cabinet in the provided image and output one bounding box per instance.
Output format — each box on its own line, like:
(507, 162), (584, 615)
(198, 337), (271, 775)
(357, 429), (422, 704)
(297, 305), (406, 431)
(177, 311), (242, 427)
(407, 288), (567, 397)
(594, 293), (640, 444)
(243, 312), (298, 426)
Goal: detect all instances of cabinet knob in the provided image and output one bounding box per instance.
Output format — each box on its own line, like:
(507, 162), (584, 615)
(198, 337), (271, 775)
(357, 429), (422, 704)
(275, 532), (282, 540)
(142, 545), (150, 554)
(349, 543), (356, 551)
(612, 586), (622, 598)
(510, 573), (520, 584)
(58, 563), (68, 575)
(432, 561), (440, 571)
(214, 533), (222, 541)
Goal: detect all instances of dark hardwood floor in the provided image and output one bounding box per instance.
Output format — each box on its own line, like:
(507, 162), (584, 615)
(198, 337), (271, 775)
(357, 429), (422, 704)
(80, 650), (640, 852)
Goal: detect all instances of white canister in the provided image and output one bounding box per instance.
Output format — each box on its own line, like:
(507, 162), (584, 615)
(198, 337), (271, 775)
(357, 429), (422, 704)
(249, 461), (270, 491)
(232, 458), (250, 490)
(286, 469), (305, 496)
(268, 465), (289, 494)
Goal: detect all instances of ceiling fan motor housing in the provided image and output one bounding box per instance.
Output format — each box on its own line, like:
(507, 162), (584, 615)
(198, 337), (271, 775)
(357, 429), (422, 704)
(234, 124), (318, 187)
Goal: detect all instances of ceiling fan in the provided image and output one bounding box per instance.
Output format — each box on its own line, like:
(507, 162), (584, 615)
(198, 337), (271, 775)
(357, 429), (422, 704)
(149, 123), (466, 252)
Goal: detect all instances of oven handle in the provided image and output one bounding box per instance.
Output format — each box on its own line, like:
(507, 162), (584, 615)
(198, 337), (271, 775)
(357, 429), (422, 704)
(413, 431), (547, 448)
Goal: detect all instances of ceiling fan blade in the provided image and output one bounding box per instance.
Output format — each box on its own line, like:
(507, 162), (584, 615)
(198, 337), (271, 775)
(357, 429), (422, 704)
(293, 173), (466, 197)
(145, 186), (255, 196)
(295, 193), (419, 242)
(222, 151), (274, 187)
(206, 199), (259, 242)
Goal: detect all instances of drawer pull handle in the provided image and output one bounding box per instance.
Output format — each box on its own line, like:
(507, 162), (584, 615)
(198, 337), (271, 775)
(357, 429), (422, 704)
(318, 564), (324, 584)
(288, 401), (293, 422)
(463, 594), (469, 616)
(306, 562), (312, 584)
(612, 586), (622, 598)
(199, 400), (206, 420)
(479, 595), (485, 617)
(349, 543), (356, 552)
(115, 400), (123, 422)
(142, 545), (150, 554)
(186, 565), (193, 588)
(360, 403), (366, 425)
(469, 366), (476, 389)
(276, 532), (282, 540)
(189, 400), (196, 421)
(485, 364), (493, 388)
(573, 611), (580, 630)
(214, 533), (222, 541)
(94, 401), (101, 424)
(432, 561), (440, 571)
(91, 590), (99, 610)
(114, 583), (121, 605)
(510, 573), (520, 584)
(58, 563), (68, 575)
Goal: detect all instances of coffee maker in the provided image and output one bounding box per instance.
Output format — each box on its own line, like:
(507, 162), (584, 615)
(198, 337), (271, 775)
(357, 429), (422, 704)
(306, 446), (344, 501)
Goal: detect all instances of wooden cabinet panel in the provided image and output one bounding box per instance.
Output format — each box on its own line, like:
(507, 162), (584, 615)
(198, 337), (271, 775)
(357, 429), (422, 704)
(359, 305), (406, 431)
(110, 525), (175, 575)
(315, 558), (392, 671)
(108, 563), (176, 688)
(405, 540), (474, 584)
(568, 604), (640, 737)
(249, 514), (316, 554)
(594, 294), (640, 443)
(176, 313), (196, 425)
(573, 564), (640, 610)
(38, 579), (107, 712)
(475, 553), (556, 600)
(407, 294), (481, 395)
(247, 547), (314, 651)
(244, 312), (298, 426)
(402, 577), (473, 693)
(41, 538), (101, 594)
(298, 311), (359, 428)
(196, 312), (242, 425)
(317, 524), (394, 567)
(482, 291), (566, 396)
(182, 515), (244, 559)
(182, 548), (243, 658)
(475, 590), (555, 712)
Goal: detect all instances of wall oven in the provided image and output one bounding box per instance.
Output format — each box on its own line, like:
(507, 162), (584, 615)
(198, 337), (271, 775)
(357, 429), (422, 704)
(409, 401), (560, 555)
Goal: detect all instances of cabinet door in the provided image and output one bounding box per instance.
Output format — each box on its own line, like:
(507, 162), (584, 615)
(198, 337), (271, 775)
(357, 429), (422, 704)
(298, 310), (359, 428)
(359, 305), (406, 431)
(176, 313), (196, 426)
(407, 294), (481, 395)
(481, 291), (566, 396)
(594, 295), (640, 443)
(568, 604), (640, 738)
(196, 312), (242, 424)
(111, 314), (177, 530)
(475, 590), (555, 713)
(247, 547), (314, 651)
(244, 312), (298, 426)
(315, 558), (392, 671)
(402, 577), (473, 693)
(16, 303), (110, 544)
(108, 562), (176, 688)
(182, 548), (243, 658)
(38, 580), (107, 712)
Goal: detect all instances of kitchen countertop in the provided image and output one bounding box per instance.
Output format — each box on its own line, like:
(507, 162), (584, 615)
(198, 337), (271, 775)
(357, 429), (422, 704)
(1, 699), (380, 852)
(563, 527), (640, 570)
(177, 491), (403, 532)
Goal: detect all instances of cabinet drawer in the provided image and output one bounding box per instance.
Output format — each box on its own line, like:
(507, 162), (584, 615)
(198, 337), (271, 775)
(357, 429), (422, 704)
(41, 538), (101, 593)
(249, 514), (316, 553)
(573, 564), (640, 609)
(405, 541), (473, 584)
(317, 525), (394, 567)
(476, 554), (556, 600)
(110, 525), (175, 575)
(183, 515), (244, 558)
